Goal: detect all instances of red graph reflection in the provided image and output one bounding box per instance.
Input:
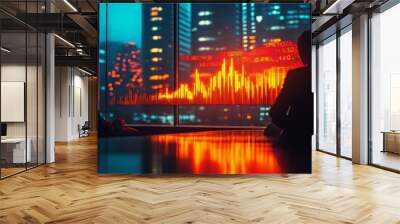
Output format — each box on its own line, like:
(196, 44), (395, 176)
(150, 130), (283, 174)
(109, 39), (303, 105)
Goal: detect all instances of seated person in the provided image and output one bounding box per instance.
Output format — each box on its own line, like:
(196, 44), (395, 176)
(265, 31), (313, 144)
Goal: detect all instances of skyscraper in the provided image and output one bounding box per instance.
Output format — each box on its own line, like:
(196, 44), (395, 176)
(191, 4), (237, 55)
(142, 4), (174, 94)
(178, 4), (192, 81)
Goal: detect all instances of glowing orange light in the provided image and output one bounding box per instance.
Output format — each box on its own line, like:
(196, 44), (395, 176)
(112, 58), (288, 105)
(149, 74), (170, 81)
(108, 40), (303, 105)
(150, 130), (282, 174)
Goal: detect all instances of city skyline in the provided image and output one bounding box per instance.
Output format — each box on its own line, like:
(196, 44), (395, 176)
(99, 3), (310, 126)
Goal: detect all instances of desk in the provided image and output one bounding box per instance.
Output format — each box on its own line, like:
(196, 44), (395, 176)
(1, 138), (31, 163)
(382, 131), (400, 154)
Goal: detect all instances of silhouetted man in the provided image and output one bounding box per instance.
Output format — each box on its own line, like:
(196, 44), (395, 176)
(266, 31), (313, 145)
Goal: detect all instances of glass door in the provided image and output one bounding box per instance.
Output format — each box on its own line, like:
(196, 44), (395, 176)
(317, 35), (337, 154)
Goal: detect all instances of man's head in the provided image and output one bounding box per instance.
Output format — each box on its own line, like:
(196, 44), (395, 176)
(297, 31), (311, 66)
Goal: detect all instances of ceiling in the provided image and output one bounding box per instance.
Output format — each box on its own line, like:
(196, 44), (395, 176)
(0, 0), (392, 73)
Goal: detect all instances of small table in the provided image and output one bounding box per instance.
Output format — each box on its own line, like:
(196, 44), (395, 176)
(382, 131), (400, 154)
(1, 138), (31, 164)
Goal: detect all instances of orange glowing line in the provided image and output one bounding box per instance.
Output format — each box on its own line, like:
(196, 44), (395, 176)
(112, 58), (289, 105)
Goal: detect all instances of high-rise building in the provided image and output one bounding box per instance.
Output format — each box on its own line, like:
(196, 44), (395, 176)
(191, 4), (237, 55)
(255, 4), (310, 44)
(178, 4), (192, 82)
(142, 4), (174, 94)
(239, 3), (257, 51)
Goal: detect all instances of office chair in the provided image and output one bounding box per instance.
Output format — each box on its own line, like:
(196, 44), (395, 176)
(79, 121), (90, 138)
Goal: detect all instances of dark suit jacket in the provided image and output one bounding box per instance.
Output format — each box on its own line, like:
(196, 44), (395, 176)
(270, 66), (313, 137)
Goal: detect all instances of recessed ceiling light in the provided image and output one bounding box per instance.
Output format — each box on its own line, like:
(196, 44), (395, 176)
(63, 0), (78, 12)
(1, 47), (11, 53)
(78, 67), (94, 76)
(54, 34), (75, 48)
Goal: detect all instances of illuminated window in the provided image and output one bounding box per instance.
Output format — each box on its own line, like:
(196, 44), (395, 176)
(151, 84), (163, 90)
(152, 57), (163, 62)
(271, 38), (281, 42)
(270, 26), (285, 30)
(152, 35), (162, 40)
(198, 47), (211, 51)
(198, 11), (212, 16)
(150, 66), (162, 71)
(197, 37), (216, 42)
(151, 6), (163, 11)
(150, 11), (158, 16)
(271, 10), (280, 15)
(198, 20), (212, 26)
(149, 74), (170, 80)
(150, 48), (163, 53)
(152, 26), (159, 31)
(151, 17), (162, 22)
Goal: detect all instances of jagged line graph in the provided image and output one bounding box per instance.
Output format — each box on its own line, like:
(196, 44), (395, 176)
(108, 40), (303, 105)
(111, 58), (288, 105)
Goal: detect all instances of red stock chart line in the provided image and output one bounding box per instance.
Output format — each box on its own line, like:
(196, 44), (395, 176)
(109, 40), (303, 105)
(113, 59), (288, 105)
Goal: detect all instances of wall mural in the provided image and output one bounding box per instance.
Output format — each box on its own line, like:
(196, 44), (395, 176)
(98, 3), (313, 174)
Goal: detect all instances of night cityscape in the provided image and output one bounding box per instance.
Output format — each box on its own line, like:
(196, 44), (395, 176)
(99, 3), (310, 126)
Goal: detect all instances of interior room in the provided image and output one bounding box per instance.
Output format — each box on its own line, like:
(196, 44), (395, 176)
(0, 0), (400, 223)
(0, 6), (46, 178)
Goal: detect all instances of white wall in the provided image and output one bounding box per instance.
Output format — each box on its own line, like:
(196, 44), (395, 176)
(1, 63), (46, 164)
(1, 65), (26, 138)
(55, 67), (89, 141)
(1, 65), (42, 138)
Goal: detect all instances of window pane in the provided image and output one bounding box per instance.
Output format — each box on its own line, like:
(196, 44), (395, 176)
(340, 29), (352, 158)
(27, 31), (39, 168)
(1, 31), (28, 177)
(318, 37), (337, 154)
(38, 32), (46, 165)
(371, 5), (400, 171)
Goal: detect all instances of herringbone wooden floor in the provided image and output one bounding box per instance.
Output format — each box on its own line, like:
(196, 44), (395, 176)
(1, 135), (400, 224)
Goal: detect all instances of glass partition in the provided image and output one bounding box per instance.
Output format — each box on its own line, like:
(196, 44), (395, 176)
(370, 4), (400, 171)
(27, 31), (38, 169)
(1, 30), (28, 177)
(317, 35), (337, 154)
(38, 32), (46, 165)
(0, 1), (46, 179)
(339, 28), (352, 158)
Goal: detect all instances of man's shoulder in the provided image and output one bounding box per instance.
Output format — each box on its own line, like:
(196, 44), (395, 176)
(286, 67), (309, 79)
(288, 66), (309, 74)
